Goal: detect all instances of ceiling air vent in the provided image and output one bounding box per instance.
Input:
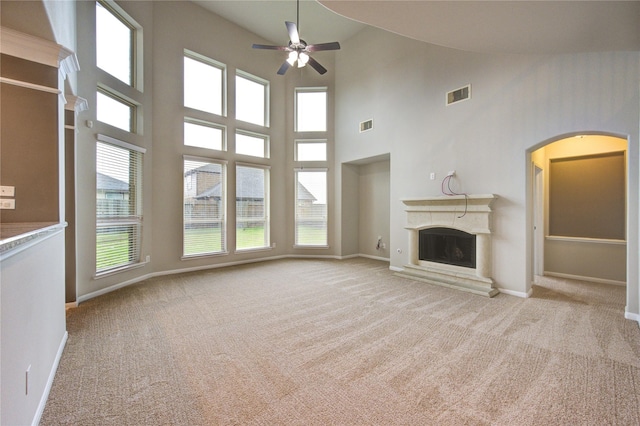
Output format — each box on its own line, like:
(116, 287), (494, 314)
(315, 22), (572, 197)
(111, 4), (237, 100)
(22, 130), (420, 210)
(446, 84), (471, 106)
(359, 119), (373, 133)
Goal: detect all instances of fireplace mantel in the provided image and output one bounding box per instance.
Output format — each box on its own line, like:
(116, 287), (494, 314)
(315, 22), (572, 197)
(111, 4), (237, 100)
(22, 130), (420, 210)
(398, 194), (499, 297)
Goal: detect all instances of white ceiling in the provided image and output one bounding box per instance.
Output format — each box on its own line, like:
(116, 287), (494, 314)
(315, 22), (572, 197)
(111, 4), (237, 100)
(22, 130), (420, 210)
(194, 0), (640, 54)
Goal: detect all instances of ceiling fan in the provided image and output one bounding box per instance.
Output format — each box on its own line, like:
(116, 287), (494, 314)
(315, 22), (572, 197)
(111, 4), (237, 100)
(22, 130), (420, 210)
(251, 0), (341, 75)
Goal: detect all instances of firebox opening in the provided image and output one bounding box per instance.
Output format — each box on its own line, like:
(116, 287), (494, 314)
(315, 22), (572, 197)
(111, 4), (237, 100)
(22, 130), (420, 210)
(419, 227), (476, 268)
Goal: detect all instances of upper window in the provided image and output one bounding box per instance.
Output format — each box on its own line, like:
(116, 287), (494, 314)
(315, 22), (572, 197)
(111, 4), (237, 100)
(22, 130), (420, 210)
(96, 1), (134, 85)
(96, 137), (144, 274)
(295, 88), (327, 132)
(236, 131), (269, 158)
(184, 52), (225, 116)
(97, 89), (135, 132)
(184, 119), (225, 151)
(295, 140), (327, 162)
(236, 71), (268, 127)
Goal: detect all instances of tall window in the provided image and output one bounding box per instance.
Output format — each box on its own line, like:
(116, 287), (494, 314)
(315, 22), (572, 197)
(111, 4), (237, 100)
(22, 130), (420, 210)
(295, 169), (327, 246)
(184, 52), (225, 116)
(183, 157), (226, 256)
(236, 164), (270, 250)
(295, 88), (327, 132)
(236, 71), (268, 126)
(96, 1), (133, 85)
(96, 138), (144, 274)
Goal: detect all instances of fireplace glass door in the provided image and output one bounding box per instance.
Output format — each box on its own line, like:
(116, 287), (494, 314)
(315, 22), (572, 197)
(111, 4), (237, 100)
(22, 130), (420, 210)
(419, 227), (476, 268)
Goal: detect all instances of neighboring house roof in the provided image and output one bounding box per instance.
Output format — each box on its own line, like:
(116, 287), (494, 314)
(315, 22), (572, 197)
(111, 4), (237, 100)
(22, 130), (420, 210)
(186, 163), (221, 177)
(296, 182), (316, 202)
(97, 172), (128, 192)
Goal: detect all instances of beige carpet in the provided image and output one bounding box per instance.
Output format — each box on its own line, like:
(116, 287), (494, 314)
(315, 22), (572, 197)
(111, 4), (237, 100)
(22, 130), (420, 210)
(41, 258), (640, 425)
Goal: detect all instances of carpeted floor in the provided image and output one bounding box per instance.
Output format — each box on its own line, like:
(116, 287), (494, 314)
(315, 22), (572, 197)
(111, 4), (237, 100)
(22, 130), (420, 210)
(41, 258), (640, 425)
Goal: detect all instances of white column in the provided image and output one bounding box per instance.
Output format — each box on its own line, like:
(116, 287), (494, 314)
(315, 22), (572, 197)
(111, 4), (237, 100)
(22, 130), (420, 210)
(409, 229), (419, 265)
(475, 233), (492, 278)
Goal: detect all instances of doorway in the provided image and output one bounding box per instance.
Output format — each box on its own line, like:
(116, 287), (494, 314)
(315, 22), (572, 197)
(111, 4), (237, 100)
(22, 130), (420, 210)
(529, 133), (627, 289)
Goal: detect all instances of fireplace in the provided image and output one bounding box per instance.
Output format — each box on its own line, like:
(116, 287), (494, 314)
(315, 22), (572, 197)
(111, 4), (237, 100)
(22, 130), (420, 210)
(419, 228), (476, 269)
(398, 195), (498, 297)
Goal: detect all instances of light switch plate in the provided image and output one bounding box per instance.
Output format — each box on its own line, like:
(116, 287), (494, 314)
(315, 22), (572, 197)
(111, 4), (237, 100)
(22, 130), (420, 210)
(0, 186), (15, 197)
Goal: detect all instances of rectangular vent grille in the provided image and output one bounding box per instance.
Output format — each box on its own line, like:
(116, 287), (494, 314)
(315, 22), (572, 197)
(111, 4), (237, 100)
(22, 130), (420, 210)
(446, 84), (471, 105)
(359, 119), (373, 133)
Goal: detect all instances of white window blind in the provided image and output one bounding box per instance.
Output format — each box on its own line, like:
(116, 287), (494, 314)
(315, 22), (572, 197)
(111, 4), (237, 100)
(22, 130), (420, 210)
(183, 158), (226, 256)
(295, 169), (327, 246)
(96, 140), (143, 273)
(236, 164), (269, 250)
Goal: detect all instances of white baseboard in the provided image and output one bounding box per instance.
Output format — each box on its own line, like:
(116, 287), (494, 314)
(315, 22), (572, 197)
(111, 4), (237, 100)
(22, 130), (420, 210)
(389, 265), (404, 272)
(544, 271), (626, 286)
(33, 331), (68, 426)
(625, 310), (640, 325)
(358, 253), (390, 262)
(498, 287), (533, 298)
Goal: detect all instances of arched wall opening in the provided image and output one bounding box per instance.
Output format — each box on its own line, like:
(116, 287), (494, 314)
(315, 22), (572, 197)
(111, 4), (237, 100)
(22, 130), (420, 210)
(526, 132), (628, 300)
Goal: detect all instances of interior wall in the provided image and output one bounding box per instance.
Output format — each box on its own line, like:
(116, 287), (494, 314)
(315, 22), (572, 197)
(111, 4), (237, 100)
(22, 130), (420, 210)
(340, 163), (360, 256)
(333, 26), (639, 312)
(358, 160), (390, 259)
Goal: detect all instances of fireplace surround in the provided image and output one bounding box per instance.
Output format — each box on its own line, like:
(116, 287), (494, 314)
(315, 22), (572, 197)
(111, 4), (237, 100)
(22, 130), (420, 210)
(398, 194), (499, 297)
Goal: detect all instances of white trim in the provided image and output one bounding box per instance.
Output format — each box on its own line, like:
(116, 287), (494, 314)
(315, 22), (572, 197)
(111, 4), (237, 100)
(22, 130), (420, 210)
(236, 161), (271, 170)
(294, 167), (328, 173)
(97, 134), (146, 153)
(389, 265), (404, 272)
(32, 331), (68, 426)
(544, 271), (626, 287)
(1, 27), (63, 68)
(65, 95), (89, 113)
(546, 235), (626, 245)
(498, 287), (533, 298)
(358, 253), (390, 262)
(624, 310), (640, 324)
(0, 224), (66, 261)
(183, 154), (228, 165)
(0, 77), (60, 94)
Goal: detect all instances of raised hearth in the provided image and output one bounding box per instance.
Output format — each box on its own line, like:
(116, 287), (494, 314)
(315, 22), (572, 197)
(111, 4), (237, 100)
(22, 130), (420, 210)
(397, 194), (499, 297)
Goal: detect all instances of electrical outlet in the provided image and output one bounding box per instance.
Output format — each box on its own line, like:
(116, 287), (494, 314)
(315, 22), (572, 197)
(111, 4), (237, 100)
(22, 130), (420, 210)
(447, 170), (456, 177)
(145, 255), (151, 263)
(0, 199), (15, 209)
(0, 186), (15, 196)
(430, 172), (436, 180)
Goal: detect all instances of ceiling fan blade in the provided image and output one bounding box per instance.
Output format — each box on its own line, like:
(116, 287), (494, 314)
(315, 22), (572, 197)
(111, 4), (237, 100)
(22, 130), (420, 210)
(252, 44), (288, 51)
(306, 42), (341, 52)
(285, 21), (300, 44)
(306, 56), (327, 75)
(277, 60), (291, 75)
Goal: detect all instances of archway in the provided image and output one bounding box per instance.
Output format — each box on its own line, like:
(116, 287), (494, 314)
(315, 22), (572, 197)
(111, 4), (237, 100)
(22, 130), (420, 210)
(526, 133), (628, 296)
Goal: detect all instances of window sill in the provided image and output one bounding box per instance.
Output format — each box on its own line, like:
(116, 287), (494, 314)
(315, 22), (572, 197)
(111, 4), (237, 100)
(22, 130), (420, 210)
(181, 251), (229, 261)
(94, 259), (148, 279)
(234, 246), (272, 254)
(293, 245), (329, 249)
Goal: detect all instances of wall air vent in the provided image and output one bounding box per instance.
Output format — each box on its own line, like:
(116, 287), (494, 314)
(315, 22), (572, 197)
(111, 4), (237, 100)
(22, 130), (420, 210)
(359, 119), (373, 133)
(446, 84), (471, 106)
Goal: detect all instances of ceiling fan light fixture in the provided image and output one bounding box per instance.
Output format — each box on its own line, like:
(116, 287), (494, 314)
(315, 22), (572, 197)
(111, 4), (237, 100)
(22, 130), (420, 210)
(298, 52), (309, 66)
(287, 51), (298, 65)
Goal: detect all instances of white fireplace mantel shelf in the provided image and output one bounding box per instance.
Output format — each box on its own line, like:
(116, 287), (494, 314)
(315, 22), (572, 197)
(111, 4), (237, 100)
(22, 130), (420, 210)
(398, 194), (499, 297)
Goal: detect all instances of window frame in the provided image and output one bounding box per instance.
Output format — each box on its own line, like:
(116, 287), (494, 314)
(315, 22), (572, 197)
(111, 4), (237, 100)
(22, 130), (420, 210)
(95, 134), (146, 276)
(295, 139), (328, 162)
(183, 50), (227, 117)
(235, 70), (270, 127)
(235, 162), (271, 252)
(96, 86), (137, 132)
(294, 167), (329, 248)
(294, 87), (328, 133)
(235, 129), (270, 159)
(183, 118), (226, 151)
(182, 155), (228, 258)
